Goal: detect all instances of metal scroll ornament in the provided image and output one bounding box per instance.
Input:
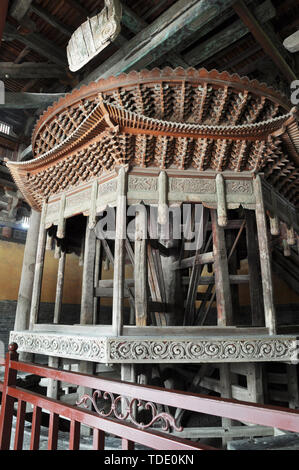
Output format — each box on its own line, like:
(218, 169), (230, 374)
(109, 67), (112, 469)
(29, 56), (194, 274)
(67, 0), (122, 72)
(77, 390), (183, 432)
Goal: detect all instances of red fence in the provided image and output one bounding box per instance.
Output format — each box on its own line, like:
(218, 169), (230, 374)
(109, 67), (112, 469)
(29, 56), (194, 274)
(1, 343), (299, 450)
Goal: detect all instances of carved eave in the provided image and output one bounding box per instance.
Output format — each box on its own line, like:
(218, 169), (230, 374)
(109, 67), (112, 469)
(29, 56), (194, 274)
(5, 68), (299, 210)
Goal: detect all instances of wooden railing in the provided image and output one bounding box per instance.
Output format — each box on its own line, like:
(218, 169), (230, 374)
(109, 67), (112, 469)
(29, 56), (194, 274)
(1, 343), (299, 450)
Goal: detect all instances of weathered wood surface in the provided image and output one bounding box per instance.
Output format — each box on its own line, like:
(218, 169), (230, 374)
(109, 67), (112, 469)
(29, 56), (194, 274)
(0, 92), (66, 109)
(29, 203), (47, 330)
(184, 0), (276, 66)
(112, 167), (127, 336)
(84, 0), (237, 83)
(53, 250), (66, 325)
(80, 219), (96, 325)
(245, 210), (264, 326)
(67, 0), (122, 72)
(211, 210), (233, 326)
(233, 0), (296, 83)
(254, 176), (276, 335)
(3, 23), (67, 67)
(134, 208), (148, 327)
(14, 210), (41, 332)
(10, 0), (33, 21)
(0, 62), (67, 79)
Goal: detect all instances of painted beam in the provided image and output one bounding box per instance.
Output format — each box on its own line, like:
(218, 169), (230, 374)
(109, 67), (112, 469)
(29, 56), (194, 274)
(0, 92), (66, 110)
(3, 23), (67, 67)
(10, 0), (33, 21)
(0, 63), (67, 79)
(184, 0), (276, 66)
(233, 0), (297, 83)
(83, 0), (237, 83)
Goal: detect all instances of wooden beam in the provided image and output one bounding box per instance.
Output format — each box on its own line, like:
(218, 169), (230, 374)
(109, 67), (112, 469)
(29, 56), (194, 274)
(0, 92), (66, 109)
(233, 0), (297, 83)
(10, 0), (33, 21)
(184, 0), (276, 67)
(0, 63), (67, 79)
(83, 0), (237, 83)
(30, 5), (72, 38)
(3, 23), (67, 67)
(0, 1), (9, 43)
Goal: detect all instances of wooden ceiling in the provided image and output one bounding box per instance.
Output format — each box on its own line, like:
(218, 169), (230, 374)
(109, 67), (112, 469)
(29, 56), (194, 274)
(0, 0), (298, 151)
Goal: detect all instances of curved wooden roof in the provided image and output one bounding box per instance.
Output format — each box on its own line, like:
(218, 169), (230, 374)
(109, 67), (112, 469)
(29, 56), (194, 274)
(7, 68), (299, 210)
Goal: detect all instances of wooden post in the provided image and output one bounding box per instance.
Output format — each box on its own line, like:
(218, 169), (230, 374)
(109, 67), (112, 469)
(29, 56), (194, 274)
(14, 210), (41, 332)
(57, 194), (66, 239)
(93, 239), (102, 325)
(0, 343), (18, 450)
(134, 207), (148, 327)
(216, 174), (228, 227)
(47, 357), (60, 400)
(29, 202), (47, 330)
(211, 210), (233, 326)
(53, 249), (66, 324)
(220, 364), (232, 448)
(245, 210), (264, 326)
(253, 175), (276, 335)
(112, 167), (127, 336)
(80, 217), (97, 325)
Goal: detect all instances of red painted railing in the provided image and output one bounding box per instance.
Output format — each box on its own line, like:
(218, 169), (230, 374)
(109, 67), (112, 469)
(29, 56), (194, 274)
(1, 343), (299, 450)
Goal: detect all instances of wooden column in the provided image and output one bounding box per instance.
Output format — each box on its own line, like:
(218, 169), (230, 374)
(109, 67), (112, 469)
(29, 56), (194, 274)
(53, 249), (66, 324)
(220, 364), (232, 448)
(253, 175), (276, 335)
(216, 174), (228, 227)
(112, 167), (127, 336)
(80, 218), (97, 325)
(245, 210), (264, 326)
(134, 207), (148, 326)
(14, 210), (41, 332)
(29, 203), (47, 330)
(211, 210), (233, 326)
(93, 239), (102, 325)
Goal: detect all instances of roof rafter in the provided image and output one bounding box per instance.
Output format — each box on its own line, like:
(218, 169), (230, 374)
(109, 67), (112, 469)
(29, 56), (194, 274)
(233, 0), (297, 83)
(83, 0), (237, 84)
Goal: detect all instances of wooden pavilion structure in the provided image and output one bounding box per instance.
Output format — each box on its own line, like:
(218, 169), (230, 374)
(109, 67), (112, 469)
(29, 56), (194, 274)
(1, 0), (299, 447)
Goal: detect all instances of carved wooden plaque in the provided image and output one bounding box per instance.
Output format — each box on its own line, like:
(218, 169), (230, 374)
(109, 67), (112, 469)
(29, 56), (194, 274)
(67, 0), (122, 72)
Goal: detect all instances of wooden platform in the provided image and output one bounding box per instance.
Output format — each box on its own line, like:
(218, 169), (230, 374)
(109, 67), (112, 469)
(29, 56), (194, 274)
(10, 326), (299, 364)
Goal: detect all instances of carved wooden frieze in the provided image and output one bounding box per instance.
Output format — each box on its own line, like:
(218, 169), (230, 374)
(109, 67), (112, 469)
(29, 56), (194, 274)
(10, 331), (299, 364)
(10, 332), (107, 362)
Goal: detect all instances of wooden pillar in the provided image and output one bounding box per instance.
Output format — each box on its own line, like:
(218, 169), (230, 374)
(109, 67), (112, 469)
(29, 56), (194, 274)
(93, 239), (102, 325)
(220, 364), (232, 448)
(80, 218), (97, 325)
(134, 207), (148, 327)
(29, 203), (47, 330)
(14, 210), (41, 332)
(245, 210), (264, 326)
(53, 250), (66, 324)
(47, 357), (60, 399)
(211, 210), (233, 326)
(253, 175), (276, 335)
(216, 174), (228, 227)
(112, 167), (127, 336)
